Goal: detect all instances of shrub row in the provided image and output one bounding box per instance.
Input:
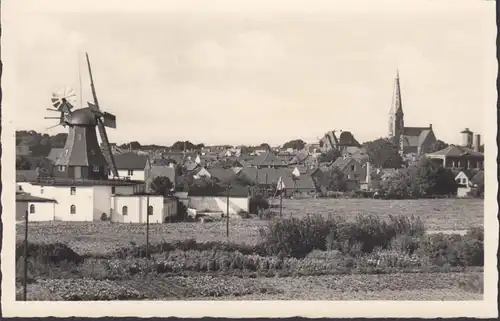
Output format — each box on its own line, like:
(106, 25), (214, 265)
(259, 214), (426, 258)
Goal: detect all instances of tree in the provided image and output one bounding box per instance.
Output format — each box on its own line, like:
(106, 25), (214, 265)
(188, 177), (225, 196)
(363, 138), (404, 169)
(150, 176), (174, 196)
(282, 139), (306, 151)
(259, 143), (271, 151)
(321, 166), (347, 192)
(428, 140), (449, 153)
(16, 156), (32, 170)
(120, 141), (142, 150)
(171, 141), (196, 151)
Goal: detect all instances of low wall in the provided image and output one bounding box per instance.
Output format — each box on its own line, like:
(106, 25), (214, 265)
(188, 196), (249, 216)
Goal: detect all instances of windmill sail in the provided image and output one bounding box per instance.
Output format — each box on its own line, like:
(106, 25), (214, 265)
(86, 53), (119, 178)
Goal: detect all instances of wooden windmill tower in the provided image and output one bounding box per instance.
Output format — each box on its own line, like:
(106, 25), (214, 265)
(45, 53), (119, 180)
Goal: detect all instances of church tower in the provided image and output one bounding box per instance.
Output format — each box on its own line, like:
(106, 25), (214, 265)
(388, 69), (404, 153)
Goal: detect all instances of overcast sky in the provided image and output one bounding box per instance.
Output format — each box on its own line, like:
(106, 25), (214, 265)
(3, 0), (496, 146)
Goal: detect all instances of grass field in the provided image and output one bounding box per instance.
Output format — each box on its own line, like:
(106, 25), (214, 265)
(16, 198), (484, 256)
(15, 198), (484, 301)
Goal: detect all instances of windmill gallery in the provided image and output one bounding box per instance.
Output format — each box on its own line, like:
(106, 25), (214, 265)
(16, 54), (176, 223)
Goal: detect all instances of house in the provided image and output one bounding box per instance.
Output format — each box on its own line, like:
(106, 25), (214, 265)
(239, 167), (316, 197)
(319, 130), (361, 154)
(426, 145), (484, 169)
(111, 152), (150, 181)
(47, 148), (64, 164)
(193, 167), (211, 179)
(331, 156), (366, 190)
(16, 192), (57, 222)
(16, 178), (169, 222)
(454, 169), (484, 198)
(207, 168), (239, 184)
(251, 151), (287, 168)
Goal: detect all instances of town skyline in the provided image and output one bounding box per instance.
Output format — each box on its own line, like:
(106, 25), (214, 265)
(5, 0), (495, 147)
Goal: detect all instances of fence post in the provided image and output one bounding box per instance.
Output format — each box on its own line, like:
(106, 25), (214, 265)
(23, 209), (28, 301)
(226, 183), (231, 238)
(146, 194), (150, 258)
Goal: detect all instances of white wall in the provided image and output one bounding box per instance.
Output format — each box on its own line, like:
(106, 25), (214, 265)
(26, 202), (56, 222)
(109, 169), (145, 181)
(190, 196), (249, 215)
(93, 186), (112, 221)
(111, 195), (164, 223)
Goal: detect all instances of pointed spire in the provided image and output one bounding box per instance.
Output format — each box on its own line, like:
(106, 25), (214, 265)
(392, 69), (403, 114)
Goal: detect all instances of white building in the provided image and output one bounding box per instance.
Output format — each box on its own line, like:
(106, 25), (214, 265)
(17, 178), (177, 223)
(110, 152), (150, 181)
(16, 192), (57, 222)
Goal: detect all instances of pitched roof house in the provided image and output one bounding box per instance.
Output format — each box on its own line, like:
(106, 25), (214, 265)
(112, 152), (150, 181)
(426, 145), (484, 169)
(251, 152), (287, 168)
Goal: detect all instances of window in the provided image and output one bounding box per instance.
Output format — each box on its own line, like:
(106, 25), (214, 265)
(111, 186), (116, 194)
(77, 133), (83, 140)
(29, 204), (35, 214)
(70, 187), (76, 195)
(148, 205), (153, 216)
(70, 205), (76, 214)
(455, 178), (461, 184)
(351, 165), (355, 171)
(462, 178), (467, 184)
(127, 169), (134, 176)
(122, 206), (128, 216)
(93, 165), (100, 172)
(40, 187), (44, 194)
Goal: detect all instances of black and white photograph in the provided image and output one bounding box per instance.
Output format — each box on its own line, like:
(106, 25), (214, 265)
(1, 0), (498, 318)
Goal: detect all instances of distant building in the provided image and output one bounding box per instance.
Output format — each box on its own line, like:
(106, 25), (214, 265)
(319, 130), (361, 154)
(388, 70), (437, 155)
(426, 128), (484, 170)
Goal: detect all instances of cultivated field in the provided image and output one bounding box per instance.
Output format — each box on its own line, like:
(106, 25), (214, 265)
(16, 198), (484, 256)
(15, 198), (485, 301)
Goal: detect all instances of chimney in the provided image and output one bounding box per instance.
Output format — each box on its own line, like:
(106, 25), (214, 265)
(366, 161), (371, 185)
(429, 124), (432, 129)
(473, 134), (481, 152)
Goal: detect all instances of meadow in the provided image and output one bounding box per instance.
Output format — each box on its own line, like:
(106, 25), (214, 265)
(15, 198), (485, 300)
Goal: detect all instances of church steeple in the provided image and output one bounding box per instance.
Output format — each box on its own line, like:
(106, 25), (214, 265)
(388, 69), (405, 153)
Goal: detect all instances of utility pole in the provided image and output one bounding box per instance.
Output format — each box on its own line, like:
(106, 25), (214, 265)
(226, 183), (231, 238)
(279, 190), (283, 217)
(146, 193), (150, 259)
(265, 173), (268, 198)
(23, 209), (28, 301)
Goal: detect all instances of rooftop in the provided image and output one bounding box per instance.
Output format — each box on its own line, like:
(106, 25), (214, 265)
(16, 192), (57, 203)
(31, 177), (145, 187)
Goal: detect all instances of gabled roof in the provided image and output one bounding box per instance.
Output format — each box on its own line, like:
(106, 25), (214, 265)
(426, 145), (484, 158)
(16, 192), (57, 203)
(332, 156), (360, 171)
(338, 131), (361, 146)
(251, 152), (286, 167)
(402, 127), (433, 148)
(239, 167), (315, 190)
(113, 152), (149, 170)
(47, 148), (64, 164)
(207, 168), (238, 184)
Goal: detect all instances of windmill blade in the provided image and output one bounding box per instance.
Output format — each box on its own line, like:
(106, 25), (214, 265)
(44, 116), (61, 119)
(46, 123), (61, 130)
(102, 112), (116, 128)
(86, 53), (119, 178)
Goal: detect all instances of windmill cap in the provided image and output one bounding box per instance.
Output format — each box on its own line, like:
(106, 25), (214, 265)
(70, 108), (98, 126)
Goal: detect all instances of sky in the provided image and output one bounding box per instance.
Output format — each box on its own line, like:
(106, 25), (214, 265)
(3, 0), (497, 147)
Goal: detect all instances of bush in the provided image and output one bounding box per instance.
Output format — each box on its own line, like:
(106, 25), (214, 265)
(249, 195), (270, 214)
(15, 242), (82, 265)
(260, 214), (426, 258)
(100, 213), (108, 221)
(416, 227), (483, 267)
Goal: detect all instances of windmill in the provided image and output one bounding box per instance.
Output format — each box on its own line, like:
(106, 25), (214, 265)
(45, 53), (119, 180)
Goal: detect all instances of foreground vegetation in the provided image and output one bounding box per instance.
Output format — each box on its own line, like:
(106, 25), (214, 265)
(16, 213), (484, 301)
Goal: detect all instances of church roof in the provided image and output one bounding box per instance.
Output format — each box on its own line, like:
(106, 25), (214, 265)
(426, 145), (484, 158)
